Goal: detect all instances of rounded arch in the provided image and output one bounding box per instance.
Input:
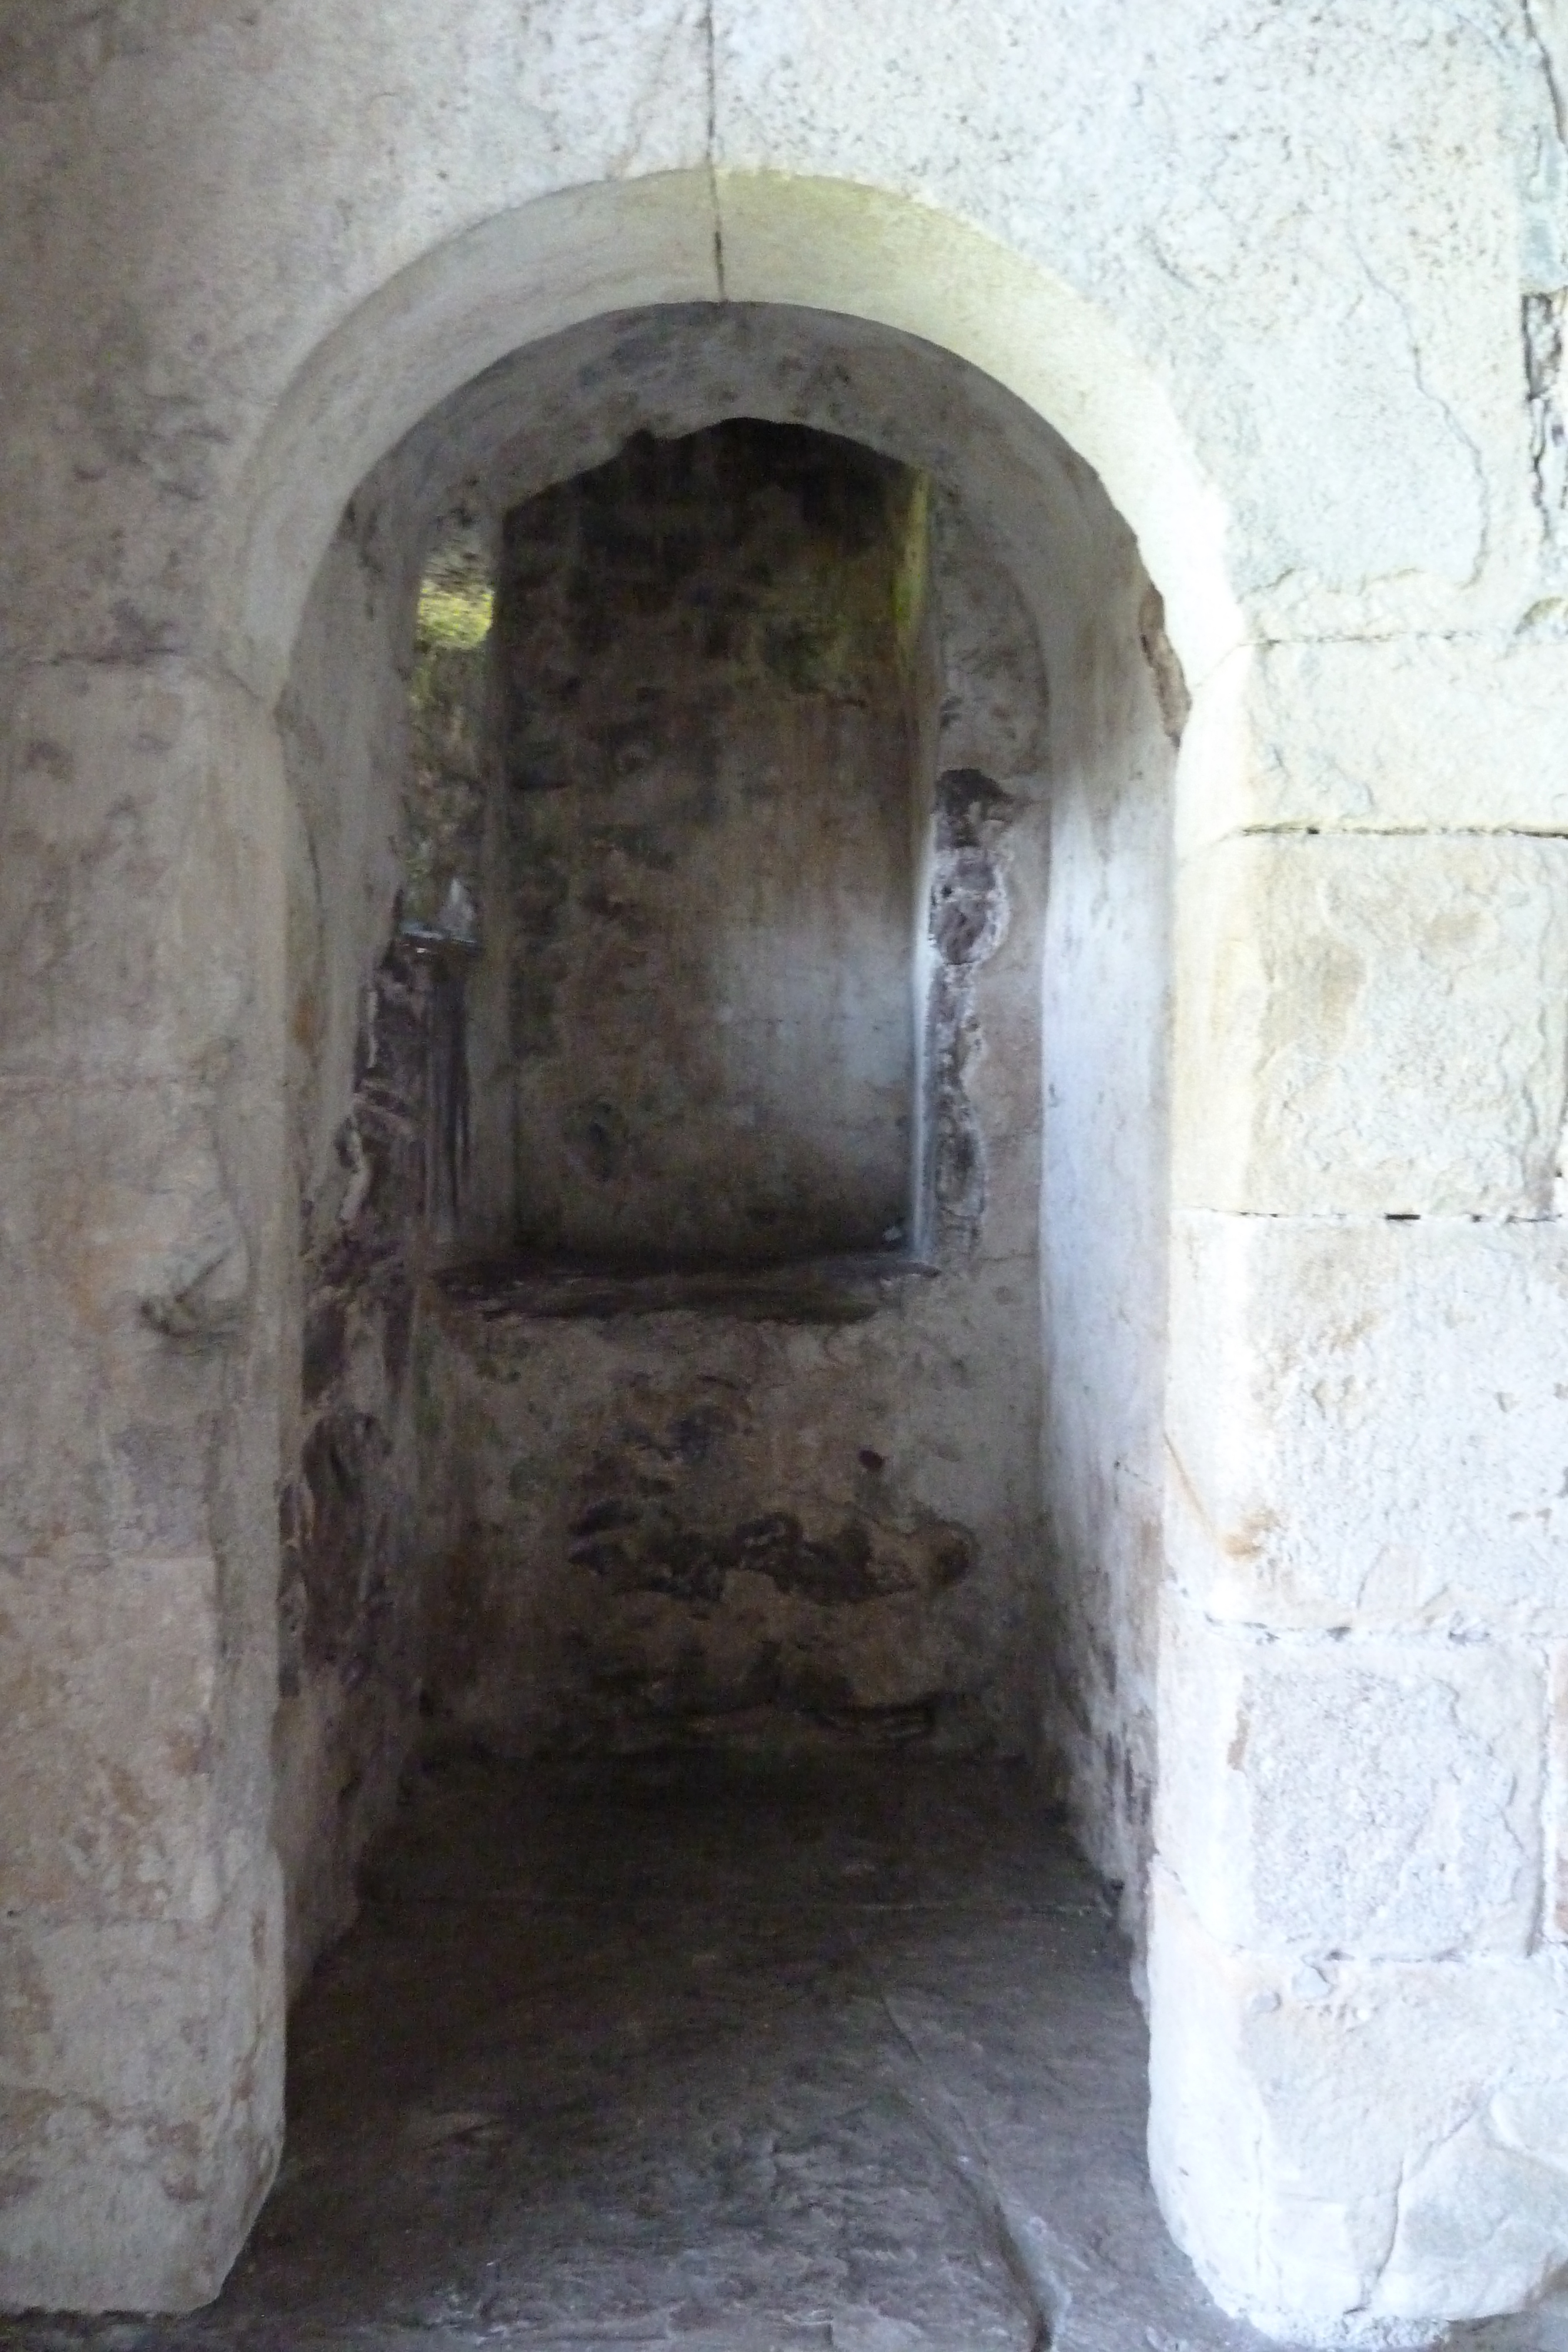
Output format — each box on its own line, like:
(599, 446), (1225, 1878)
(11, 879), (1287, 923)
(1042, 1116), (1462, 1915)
(239, 158), (1213, 2332)
(220, 168), (1241, 704)
(266, 252), (1192, 1986)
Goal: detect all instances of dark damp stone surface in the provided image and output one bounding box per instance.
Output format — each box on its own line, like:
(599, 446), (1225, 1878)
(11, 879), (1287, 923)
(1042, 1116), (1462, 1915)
(432, 1250), (937, 1326)
(296, 1409), (382, 1671)
(566, 1504), (884, 1608)
(930, 850), (1000, 968)
(934, 765), (1014, 851)
(492, 416), (919, 1268)
(289, 931), (430, 1712)
(920, 767), (1016, 1260)
(301, 1294), (347, 1405)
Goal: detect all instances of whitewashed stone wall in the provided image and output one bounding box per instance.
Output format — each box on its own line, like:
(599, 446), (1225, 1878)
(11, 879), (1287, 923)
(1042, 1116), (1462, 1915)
(3, 2), (1568, 2338)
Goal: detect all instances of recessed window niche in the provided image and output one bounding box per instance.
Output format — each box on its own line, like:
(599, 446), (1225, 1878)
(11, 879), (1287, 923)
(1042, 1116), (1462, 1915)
(277, 299), (1170, 1939)
(491, 420), (928, 1268)
(394, 383), (1058, 1766)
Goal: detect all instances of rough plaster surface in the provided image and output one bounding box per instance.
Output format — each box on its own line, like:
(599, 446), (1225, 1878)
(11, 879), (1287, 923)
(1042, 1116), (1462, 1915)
(0, 1863), (284, 2313)
(269, 486), (450, 1989)
(4, 0), (1568, 2331)
(272, 938), (434, 1993)
(0, 657), (287, 2306)
(710, 7), (1537, 642)
(0, 1552), (223, 1922)
(13, 5), (1562, 680)
(1037, 544), (1176, 1925)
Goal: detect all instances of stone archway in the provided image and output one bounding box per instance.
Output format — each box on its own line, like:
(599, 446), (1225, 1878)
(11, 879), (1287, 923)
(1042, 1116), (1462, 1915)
(260, 264), (1192, 2344)
(6, 164), (1568, 2351)
(269, 289), (1180, 1965)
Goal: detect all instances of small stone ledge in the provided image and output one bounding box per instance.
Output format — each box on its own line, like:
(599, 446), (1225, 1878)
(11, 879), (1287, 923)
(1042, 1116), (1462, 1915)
(430, 1250), (939, 1328)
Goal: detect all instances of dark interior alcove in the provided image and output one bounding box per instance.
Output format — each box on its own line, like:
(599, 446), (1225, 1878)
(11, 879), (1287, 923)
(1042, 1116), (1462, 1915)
(487, 419), (928, 1274)
(276, 303), (1172, 2010)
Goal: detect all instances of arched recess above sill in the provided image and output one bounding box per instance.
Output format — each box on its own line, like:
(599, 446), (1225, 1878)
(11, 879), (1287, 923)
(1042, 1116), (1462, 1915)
(222, 168), (1241, 714)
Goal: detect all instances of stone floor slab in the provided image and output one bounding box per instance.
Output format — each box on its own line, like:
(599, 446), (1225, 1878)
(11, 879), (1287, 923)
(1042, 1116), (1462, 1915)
(6, 1758), (1567, 2350)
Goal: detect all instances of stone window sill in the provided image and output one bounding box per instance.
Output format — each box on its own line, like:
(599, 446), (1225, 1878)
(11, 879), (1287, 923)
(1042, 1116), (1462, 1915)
(430, 1250), (938, 1327)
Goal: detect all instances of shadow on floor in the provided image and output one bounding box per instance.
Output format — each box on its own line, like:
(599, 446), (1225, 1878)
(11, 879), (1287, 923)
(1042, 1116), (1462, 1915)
(9, 1757), (1566, 2351)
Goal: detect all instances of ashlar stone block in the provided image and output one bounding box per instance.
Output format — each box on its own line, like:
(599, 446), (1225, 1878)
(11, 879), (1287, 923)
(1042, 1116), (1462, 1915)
(1172, 831), (1568, 1217)
(0, 670), (285, 2316)
(1148, 1870), (1568, 2340)
(1179, 634), (1568, 856)
(1156, 1598), (1542, 1963)
(1549, 1643), (1568, 1943)
(1166, 1212), (1568, 1634)
(0, 1552), (224, 1925)
(0, 661), (281, 1084)
(0, 1859), (283, 2313)
(0, 1078), (246, 1564)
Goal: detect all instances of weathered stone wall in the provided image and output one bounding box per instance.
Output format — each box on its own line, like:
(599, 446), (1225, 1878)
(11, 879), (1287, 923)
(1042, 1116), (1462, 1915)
(0, 663), (290, 2306)
(420, 1278), (1018, 1754)
(272, 502), (511, 1990)
(274, 938), (432, 1989)
(492, 420), (922, 1266)
(9, 6), (1568, 2333)
(1035, 560), (1180, 1941)
(229, 302), (1178, 2012)
(269, 307), (1163, 1822)
(272, 506), (428, 1990)
(415, 397), (1054, 1760)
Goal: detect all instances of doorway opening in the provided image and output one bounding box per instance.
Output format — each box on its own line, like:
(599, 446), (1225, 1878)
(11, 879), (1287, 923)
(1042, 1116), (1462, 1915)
(263, 300), (1181, 2337)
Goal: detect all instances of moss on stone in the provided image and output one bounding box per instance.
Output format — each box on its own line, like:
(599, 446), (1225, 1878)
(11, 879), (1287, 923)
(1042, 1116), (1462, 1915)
(416, 577), (494, 654)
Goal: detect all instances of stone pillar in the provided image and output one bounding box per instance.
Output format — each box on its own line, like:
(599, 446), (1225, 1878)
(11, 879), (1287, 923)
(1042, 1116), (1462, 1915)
(0, 662), (287, 2311)
(1150, 637), (1568, 2341)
